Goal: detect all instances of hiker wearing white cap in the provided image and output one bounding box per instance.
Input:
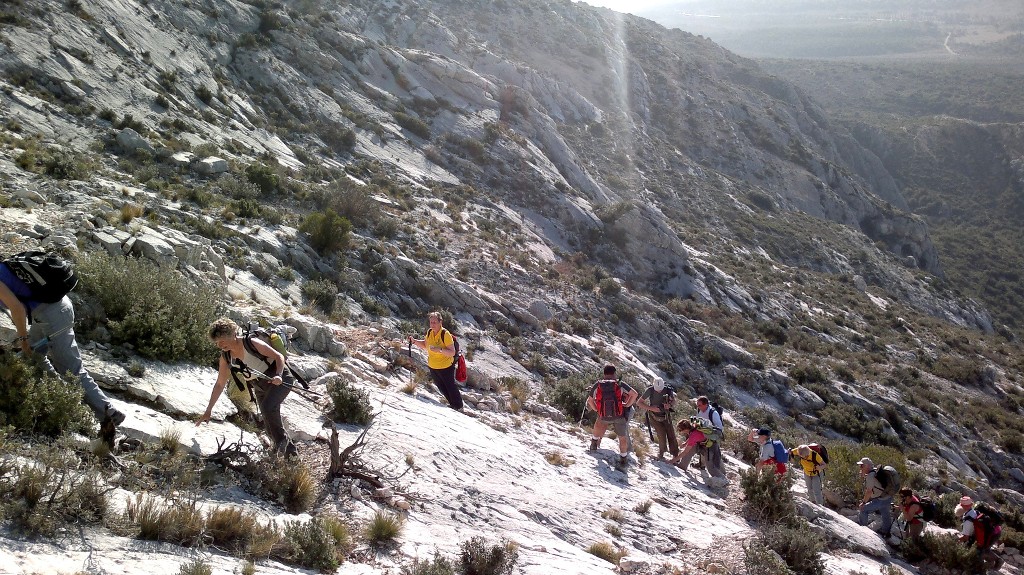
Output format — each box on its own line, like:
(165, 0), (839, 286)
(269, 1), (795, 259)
(856, 457), (894, 538)
(637, 376), (678, 460)
(955, 495), (974, 520)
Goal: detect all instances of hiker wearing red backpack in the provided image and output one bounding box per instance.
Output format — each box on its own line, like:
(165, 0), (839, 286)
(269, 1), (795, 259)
(790, 444), (826, 505)
(586, 364), (638, 469)
(408, 312), (464, 411)
(669, 419), (705, 473)
(198, 317), (297, 458)
(960, 502), (1005, 572)
(0, 252), (126, 447)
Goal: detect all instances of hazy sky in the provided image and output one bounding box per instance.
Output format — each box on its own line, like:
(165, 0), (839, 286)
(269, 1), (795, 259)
(580, 0), (673, 14)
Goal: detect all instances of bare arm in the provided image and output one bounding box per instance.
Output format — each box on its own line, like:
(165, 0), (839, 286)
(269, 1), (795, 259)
(0, 282), (31, 354)
(622, 388), (639, 408)
(196, 356), (231, 425)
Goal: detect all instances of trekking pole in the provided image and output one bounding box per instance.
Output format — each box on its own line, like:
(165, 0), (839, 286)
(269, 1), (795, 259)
(578, 401), (588, 426)
(645, 411), (654, 442)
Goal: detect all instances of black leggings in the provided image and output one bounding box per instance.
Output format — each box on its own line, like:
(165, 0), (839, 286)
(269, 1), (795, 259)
(429, 363), (464, 410)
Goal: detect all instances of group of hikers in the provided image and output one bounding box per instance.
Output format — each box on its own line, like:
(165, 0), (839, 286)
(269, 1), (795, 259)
(0, 252), (1010, 572)
(581, 360), (1006, 572)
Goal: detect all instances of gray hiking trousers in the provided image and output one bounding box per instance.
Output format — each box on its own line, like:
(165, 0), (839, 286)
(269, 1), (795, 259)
(29, 296), (116, 421)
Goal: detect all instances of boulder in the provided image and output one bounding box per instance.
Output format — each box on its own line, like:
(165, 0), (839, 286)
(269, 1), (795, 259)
(116, 128), (154, 154)
(195, 156), (229, 175)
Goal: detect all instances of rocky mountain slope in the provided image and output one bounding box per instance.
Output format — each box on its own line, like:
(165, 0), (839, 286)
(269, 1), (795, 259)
(1, 0), (1024, 574)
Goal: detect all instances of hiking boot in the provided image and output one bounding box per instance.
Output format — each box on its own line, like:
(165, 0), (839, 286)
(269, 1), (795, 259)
(618, 455), (629, 468)
(103, 405), (126, 426)
(588, 438), (600, 453)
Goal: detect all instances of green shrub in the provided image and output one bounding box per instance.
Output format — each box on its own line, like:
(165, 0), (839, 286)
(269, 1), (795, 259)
(301, 278), (338, 315)
(544, 373), (592, 424)
(818, 403), (890, 445)
(44, 149), (92, 180)
(393, 112), (431, 139)
(76, 252), (220, 362)
(284, 517), (346, 572)
(365, 510), (403, 545)
(178, 558), (212, 575)
(0, 353), (94, 436)
(821, 442), (909, 502)
(245, 162), (280, 196)
(743, 539), (790, 575)
(299, 209), (352, 255)
(459, 536), (519, 575)
(597, 278), (621, 297)
(405, 552), (456, 575)
(932, 491), (963, 529)
(762, 520), (825, 575)
(327, 379), (373, 425)
(901, 532), (983, 571)
(314, 178), (382, 226)
(739, 466), (796, 525)
(124, 495), (204, 545)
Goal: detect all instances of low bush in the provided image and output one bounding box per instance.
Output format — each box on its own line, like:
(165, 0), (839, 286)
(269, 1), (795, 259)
(393, 112), (431, 139)
(124, 494), (204, 545)
(275, 463), (318, 514)
(245, 162), (280, 196)
(405, 552), (456, 575)
(284, 516), (348, 572)
(586, 541), (625, 564)
(0, 439), (108, 536)
(299, 209), (352, 255)
(365, 510), (403, 545)
(459, 536), (519, 575)
(205, 506), (260, 552)
(822, 442), (909, 503)
(743, 539), (790, 575)
(544, 373), (592, 424)
(901, 532), (983, 571)
(76, 252), (220, 363)
(739, 466), (796, 525)
(178, 558), (212, 575)
(327, 378), (373, 425)
(0, 352), (94, 436)
(301, 278), (338, 315)
(762, 520), (825, 575)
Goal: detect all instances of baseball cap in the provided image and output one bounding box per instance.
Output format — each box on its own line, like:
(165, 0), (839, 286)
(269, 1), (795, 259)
(856, 457), (873, 466)
(757, 428), (771, 437)
(652, 377), (665, 392)
(960, 496), (973, 507)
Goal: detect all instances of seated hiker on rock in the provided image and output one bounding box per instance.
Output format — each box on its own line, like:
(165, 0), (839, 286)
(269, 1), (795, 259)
(197, 317), (297, 458)
(0, 253), (126, 448)
(586, 363), (638, 469)
(669, 419), (706, 472)
(896, 487), (926, 541)
(408, 311), (464, 411)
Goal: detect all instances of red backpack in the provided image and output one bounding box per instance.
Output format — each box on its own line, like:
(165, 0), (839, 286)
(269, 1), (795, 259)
(594, 379), (623, 418)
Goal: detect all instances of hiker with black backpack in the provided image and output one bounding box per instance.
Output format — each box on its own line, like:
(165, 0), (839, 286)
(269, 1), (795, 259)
(636, 376), (678, 460)
(960, 501), (1005, 572)
(856, 457), (895, 538)
(0, 251), (126, 446)
(197, 317), (297, 458)
(586, 364), (638, 470)
(896, 487), (929, 541)
(694, 396), (726, 481)
(407, 311), (464, 411)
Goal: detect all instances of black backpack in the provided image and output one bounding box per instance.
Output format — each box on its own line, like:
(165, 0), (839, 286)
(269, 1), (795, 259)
(3, 251), (79, 303)
(875, 465), (900, 497)
(919, 497), (937, 522)
(974, 501), (1004, 526)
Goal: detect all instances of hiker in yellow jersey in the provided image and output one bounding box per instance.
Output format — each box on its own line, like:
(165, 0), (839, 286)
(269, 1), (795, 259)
(408, 312), (464, 411)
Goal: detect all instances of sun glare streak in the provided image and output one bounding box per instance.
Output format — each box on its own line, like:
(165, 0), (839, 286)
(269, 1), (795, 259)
(607, 9), (637, 197)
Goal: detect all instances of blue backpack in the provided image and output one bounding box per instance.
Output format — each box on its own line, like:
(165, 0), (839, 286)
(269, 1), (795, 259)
(772, 439), (789, 463)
